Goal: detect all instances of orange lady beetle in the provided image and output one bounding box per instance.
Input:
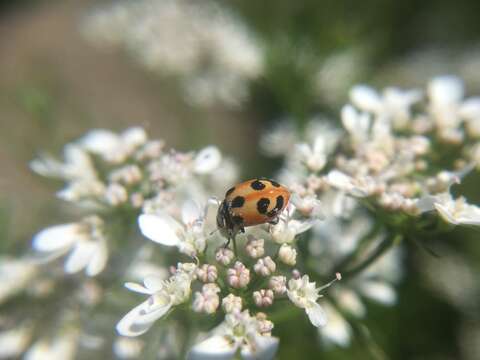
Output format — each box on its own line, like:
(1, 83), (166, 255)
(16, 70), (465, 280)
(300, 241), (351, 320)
(216, 178), (291, 241)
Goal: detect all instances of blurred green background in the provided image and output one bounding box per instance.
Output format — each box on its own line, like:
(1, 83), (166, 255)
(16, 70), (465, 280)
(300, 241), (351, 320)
(1, 0), (480, 359)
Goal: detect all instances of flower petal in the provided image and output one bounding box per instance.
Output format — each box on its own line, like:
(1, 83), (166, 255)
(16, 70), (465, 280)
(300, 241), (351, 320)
(32, 224), (81, 252)
(181, 200), (202, 225)
(360, 281), (397, 305)
(194, 146), (222, 174)
(241, 335), (279, 360)
(64, 241), (97, 274)
(428, 75), (463, 106)
(79, 129), (120, 155)
(86, 240), (108, 276)
(116, 299), (171, 337)
(305, 302), (328, 327)
(350, 85), (382, 113)
(187, 335), (236, 360)
(143, 275), (165, 293)
(320, 303), (352, 347)
(138, 214), (182, 246)
(124, 282), (151, 295)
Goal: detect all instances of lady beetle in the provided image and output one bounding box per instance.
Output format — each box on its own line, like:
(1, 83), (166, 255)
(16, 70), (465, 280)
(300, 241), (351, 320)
(216, 178), (291, 240)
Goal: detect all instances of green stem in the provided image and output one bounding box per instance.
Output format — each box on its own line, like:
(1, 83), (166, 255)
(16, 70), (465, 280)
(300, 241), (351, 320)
(341, 233), (401, 280)
(334, 222), (383, 272)
(232, 236), (238, 257)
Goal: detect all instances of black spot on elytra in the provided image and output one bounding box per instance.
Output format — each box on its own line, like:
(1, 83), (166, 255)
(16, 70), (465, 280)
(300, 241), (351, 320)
(251, 180), (266, 190)
(231, 196), (245, 208)
(257, 198), (270, 214)
(269, 179), (281, 187)
(225, 187), (235, 197)
(275, 195), (284, 210)
(232, 215), (244, 225)
(267, 195), (284, 217)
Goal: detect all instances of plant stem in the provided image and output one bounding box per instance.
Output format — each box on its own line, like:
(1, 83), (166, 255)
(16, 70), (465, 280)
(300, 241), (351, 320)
(341, 233), (402, 280)
(334, 222), (383, 272)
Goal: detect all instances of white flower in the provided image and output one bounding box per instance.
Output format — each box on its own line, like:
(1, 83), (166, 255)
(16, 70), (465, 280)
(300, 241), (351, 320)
(290, 193), (324, 219)
(222, 294), (243, 314)
(269, 204), (315, 244)
(139, 200), (207, 256)
(113, 337), (145, 359)
(278, 244), (297, 266)
(0, 325), (32, 358)
(350, 85), (421, 129)
(188, 311), (278, 360)
(192, 284), (221, 314)
(318, 302), (352, 348)
(245, 236), (265, 258)
(295, 136), (328, 172)
(24, 329), (79, 360)
(83, 0), (263, 108)
(32, 216), (108, 277)
(341, 105), (371, 145)
(253, 257), (276, 277)
(104, 183), (128, 206)
(325, 170), (378, 198)
(434, 195), (480, 226)
(426, 76), (480, 141)
(0, 257), (37, 304)
(116, 269), (194, 337)
(253, 289), (274, 307)
(268, 276), (287, 295)
(79, 127), (147, 164)
(215, 247), (235, 266)
(227, 262), (250, 289)
(459, 97), (480, 137)
(419, 192), (480, 226)
(196, 264), (218, 283)
(287, 275), (332, 327)
(194, 146), (222, 174)
(30, 144), (97, 181)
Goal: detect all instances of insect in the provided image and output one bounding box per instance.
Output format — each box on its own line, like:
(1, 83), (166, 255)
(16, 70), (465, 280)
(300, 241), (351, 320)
(216, 178), (291, 242)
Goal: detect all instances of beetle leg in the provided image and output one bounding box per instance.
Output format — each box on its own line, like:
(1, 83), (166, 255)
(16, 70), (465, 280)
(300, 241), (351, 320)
(268, 216), (279, 225)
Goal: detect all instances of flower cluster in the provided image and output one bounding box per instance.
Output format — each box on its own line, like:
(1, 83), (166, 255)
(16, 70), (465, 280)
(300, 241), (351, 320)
(266, 76), (480, 227)
(82, 0), (263, 108)
(0, 127), (235, 359)
(260, 75), (480, 347)
(4, 76), (479, 359)
(117, 195), (339, 358)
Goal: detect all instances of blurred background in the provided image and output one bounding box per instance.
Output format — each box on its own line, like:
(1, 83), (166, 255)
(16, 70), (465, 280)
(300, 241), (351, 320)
(1, 0), (480, 359)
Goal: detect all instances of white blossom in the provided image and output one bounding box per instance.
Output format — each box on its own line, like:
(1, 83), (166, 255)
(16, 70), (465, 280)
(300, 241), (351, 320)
(278, 244), (297, 266)
(245, 236), (265, 258)
(253, 257), (276, 277)
(287, 275), (334, 327)
(116, 267), (195, 337)
(0, 325), (32, 358)
(139, 200), (207, 256)
(222, 294), (243, 314)
(215, 247), (235, 266)
(79, 127), (147, 164)
(227, 262), (250, 289)
(269, 204), (316, 244)
(32, 216), (108, 277)
(188, 311), (278, 360)
(253, 289), (274, 307)
(192, 284), (221, 314)
(113, 337), (145, 359)
(268, 276), (287, 295)
(24, 329), (79, 360)
(0, 257), (37, 304)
